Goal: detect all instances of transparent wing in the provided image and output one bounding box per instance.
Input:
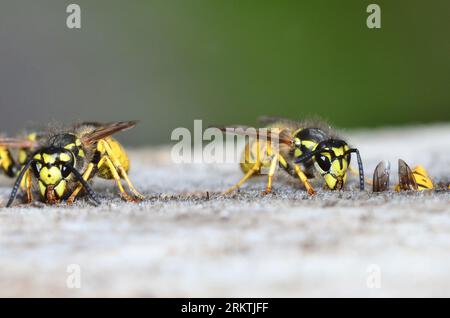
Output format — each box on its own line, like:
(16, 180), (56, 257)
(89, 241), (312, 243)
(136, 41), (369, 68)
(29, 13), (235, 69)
(398, 159), (418, 190)
(81, 121), (138, 145)
(215, 126), (293, 145)
(0, 137), (37, 149)
(372, 160), (390, 192)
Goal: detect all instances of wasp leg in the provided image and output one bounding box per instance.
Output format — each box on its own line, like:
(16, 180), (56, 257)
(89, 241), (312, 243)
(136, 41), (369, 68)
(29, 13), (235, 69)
(98, 140), (145, 200)
(20, 170), (27, 191)
(276, 154), (315, 195)
(263, 155), (278, 195)
(349, 166), (373, 185)
(224, 162), (262, 195)
(224, 138), (268, 195)
(117, 167), (144, 200)
(25, 170), (33, 203)
(288, 159), (316, 195)
(66, 163), (96, 204)
(96, 155), (138, 202)
(17, 168), (32, 203)
(293, 165), (316, 195)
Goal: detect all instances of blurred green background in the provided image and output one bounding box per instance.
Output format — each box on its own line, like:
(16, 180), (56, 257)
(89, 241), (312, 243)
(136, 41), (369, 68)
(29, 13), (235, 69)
(0, 0), (448, 145)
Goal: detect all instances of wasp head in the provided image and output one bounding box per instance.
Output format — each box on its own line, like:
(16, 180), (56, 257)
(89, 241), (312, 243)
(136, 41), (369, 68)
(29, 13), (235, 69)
(295, 139), (364, 191)
(312, 140), (352, 190)
(31, 147), (75, 203)
(6, 133), (100, 207)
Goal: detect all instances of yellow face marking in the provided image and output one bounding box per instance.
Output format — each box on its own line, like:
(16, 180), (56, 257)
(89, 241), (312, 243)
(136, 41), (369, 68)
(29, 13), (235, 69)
(55, 180), (67, 197)
(39, 179), (66, 199)
(318, 147), (350, 190)
(324, 174), (337, 190)
(39, 166), (62, 185)
(331, 158), (348, 177)
(33, 154), (42, 161)
(43, 153), (56, 164)
(59, 153), (71, 162)
(39, 181), (46, 198)
(332, 146), (345, 157)
(324, 171), (347, 190)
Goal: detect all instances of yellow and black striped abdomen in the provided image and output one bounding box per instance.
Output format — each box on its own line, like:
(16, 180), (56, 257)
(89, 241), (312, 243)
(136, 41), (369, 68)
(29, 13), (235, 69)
(412, 165), (433, 190)
(396, 164), (434, 191)
(0, 146), (16, 177)
(96, 137), (130, 180)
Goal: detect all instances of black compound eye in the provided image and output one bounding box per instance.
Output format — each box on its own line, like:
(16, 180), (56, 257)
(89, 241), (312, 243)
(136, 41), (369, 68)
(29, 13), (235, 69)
(316, 154), (331, 171)
(61, 164), (71, 178)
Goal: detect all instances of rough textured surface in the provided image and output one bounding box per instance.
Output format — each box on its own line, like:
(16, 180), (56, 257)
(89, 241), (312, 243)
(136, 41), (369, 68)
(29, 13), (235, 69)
(0, 125), (449, 297)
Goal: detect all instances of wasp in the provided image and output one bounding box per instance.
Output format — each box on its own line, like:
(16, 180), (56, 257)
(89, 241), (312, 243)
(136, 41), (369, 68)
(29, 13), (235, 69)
(5, 121), (144, 207)
(372, 159), (434, 192)
(219, 117), (365, 194)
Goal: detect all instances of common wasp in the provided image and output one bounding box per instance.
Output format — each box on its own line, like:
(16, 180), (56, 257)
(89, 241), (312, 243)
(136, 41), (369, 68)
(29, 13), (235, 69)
(219, 117), (365, 194)
(372, 159), (434, 192)
(4, 121), (144, 207)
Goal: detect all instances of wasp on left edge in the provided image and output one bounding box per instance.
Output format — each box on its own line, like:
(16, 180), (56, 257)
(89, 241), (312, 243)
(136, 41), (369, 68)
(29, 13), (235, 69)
(2, 121), (144, 207)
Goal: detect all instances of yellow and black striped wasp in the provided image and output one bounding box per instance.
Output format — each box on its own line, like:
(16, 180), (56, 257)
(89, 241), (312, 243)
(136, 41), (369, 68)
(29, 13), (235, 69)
(5, 121), (144, 207)
(219, 117), (365, 195)
(372, 159), (434, 192)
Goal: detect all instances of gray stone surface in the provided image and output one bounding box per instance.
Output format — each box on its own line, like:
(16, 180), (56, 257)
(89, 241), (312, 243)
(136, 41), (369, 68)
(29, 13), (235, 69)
(0, 124), (449, 297)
